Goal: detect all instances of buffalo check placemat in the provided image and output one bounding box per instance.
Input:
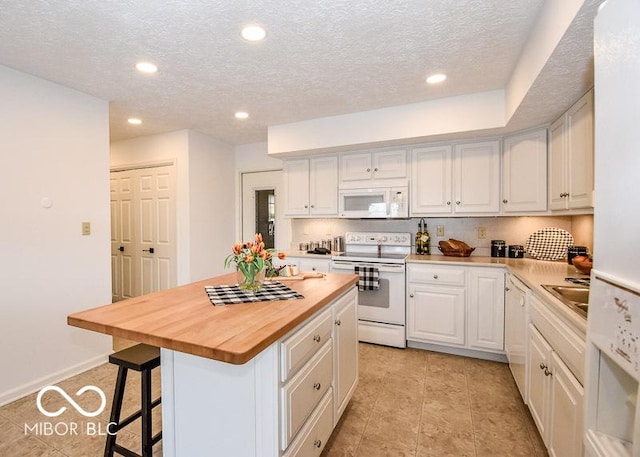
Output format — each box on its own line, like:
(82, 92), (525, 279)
(205, 282), (304, 306)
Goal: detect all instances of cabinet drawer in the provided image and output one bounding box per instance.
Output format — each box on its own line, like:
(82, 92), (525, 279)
(282, 388), (334, 457)
(281, 341), (333, 450)
(408, 264), (466, 286)
(281, 308), (333, 382)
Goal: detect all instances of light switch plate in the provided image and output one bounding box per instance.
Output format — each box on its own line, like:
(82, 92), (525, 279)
(436, 225), (445, 236)
(82, 222), (91, 236)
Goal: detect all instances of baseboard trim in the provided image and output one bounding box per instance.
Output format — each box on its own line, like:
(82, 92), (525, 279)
(0, 353), (111, 407)
(407, 340), (508, 363)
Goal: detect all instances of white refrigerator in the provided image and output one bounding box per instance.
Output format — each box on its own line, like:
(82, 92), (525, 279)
(585, 0), (640, 455)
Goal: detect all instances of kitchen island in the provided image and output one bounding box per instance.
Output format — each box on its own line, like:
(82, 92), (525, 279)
(68, 272), (359, 457)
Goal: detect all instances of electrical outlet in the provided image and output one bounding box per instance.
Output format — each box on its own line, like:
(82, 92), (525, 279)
(478, 227), (487, 239)
(303, 225), (309, 235)
(82, 221), (91, 236)
(436, 225), (445, 237)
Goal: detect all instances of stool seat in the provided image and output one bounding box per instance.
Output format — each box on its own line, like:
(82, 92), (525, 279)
(105, 344), (162, 457)
(109, 344), (160, 371)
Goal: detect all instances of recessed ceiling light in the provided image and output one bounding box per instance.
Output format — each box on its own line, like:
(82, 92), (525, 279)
(127, 118), (142, 125)
(241, 25), (266, 41)
(426, 73), (447, 84)
(235, 111), (249, 120)
(135, 62), (158, 74)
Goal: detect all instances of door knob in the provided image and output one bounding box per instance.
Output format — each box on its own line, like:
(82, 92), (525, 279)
(142, 247), (155, 254)
(118, 246), (124, 252)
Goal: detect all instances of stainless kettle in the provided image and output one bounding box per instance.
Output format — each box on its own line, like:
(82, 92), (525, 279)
(333, 236), (345, 252)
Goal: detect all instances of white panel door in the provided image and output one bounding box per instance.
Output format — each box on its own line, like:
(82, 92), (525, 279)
(372, 149), (407, 180)
(566, 90), (594, 209)
(528, 324), (552, 446)
(407, 285), (465, 345)
(110, 165), (176, 301)
(410, 145), (453, 215)
(549, 116), (568, 210)
(339, 152), (372, 182)
(136, 166), (176, 296)
(453, 141), (500, 213)
(283, 159), (311, 216)
(309, 156), (338, 216)
(468, 267), (505, 351)
(110, 171), (136, 302)
(334, 292), (358, 421)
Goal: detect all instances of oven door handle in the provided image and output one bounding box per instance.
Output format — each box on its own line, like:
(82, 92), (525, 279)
(331, 261), (405, 273)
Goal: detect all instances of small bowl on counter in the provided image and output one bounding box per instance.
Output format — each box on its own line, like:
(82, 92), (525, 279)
(572, 256), (593, 275)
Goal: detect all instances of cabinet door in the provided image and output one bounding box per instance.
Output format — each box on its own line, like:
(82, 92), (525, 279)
(502, 129), (548, 212)
(298, 258), (330, 273)
(468, 268), (505, 351)
(407, 284), (465, 345)
(333, 291), (358, 421)
(284, 159), (311, 216)
(372, 149), (407, 180)
(548, 116), (568, 210)
(410, 145), (453, 215)
(309, 156), (338, 216)
(504, 277), (528, 401)
(340, 152), (372, 182)
(453, 141), (500, 213)
(566, 90), (594, 209)
(528, 324), (552, 446)
(548, 352), (584, 457)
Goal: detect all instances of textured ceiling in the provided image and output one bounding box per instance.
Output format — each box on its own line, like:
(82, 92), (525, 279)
(0, 0), (596, 146)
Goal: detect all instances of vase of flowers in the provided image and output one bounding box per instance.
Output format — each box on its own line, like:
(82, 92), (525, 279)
(224, 233), (286, 292)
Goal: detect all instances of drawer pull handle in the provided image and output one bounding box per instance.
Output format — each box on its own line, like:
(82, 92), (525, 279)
(314, 439), (322, 448)
(313, 382), (321, 390)
(313, 334), (321, 343)
(539, 363), (547, 370)
(433, 274), (439, 279)
(335, 319), (341, 326)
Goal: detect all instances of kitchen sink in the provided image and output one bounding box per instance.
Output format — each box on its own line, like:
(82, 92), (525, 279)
(541, 284), (590, 318)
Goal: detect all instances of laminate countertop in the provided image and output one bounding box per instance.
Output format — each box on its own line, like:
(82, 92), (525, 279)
(68, 272), (358, 365)
(407, 255), (589, 334)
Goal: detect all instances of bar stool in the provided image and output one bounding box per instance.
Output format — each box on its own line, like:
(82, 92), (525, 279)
(104, 344), (162, 457)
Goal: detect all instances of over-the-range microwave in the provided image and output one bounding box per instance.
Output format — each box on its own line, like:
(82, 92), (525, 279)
(338, 186), (408, 218)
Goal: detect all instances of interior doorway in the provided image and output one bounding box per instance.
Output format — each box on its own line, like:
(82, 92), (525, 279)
(241, 170), (290, 250)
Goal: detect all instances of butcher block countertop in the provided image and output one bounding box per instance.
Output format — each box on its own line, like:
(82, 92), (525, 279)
(68, 272), (358, 365)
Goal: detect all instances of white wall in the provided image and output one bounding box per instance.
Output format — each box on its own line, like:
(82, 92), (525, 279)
(111, 129), (236, 283)
(0, 64), (112, 405)
(188, 130), (235, 280)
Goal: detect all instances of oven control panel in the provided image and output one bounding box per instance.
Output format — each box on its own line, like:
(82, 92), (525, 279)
(345, 232), (411, 246)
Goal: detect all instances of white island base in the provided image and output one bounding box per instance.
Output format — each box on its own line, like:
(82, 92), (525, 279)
(160, 288), (359, 457)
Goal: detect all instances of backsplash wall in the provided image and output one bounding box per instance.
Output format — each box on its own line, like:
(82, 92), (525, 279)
(290, 215), (594, 257)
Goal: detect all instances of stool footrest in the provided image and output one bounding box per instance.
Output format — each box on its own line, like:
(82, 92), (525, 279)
(112, 443), (141, 457)
(111, 397), (162, 432)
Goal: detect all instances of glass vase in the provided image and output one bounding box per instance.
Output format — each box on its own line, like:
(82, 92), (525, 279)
(236, 267), (265, 292)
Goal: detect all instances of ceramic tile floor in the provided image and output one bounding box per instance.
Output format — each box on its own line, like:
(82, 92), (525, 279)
(0, 343), (546, 457)
(321, 344), (547, 457)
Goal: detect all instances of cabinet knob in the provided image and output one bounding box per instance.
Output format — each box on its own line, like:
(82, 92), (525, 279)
(312, 267), (316, 271)
(313, 382), (321, 390)
(304, 205), (308, 208)
(409, 293), (414, 298)
(335, 319), (342, 326)
(539, 363), (547, 370)
(433, 274), (439, 279)
(456, 201), (461, 205)
(313, 334), (321, 343)
(374, 167), (379, 172)
(446, 201), (451, 205)
(366, 168), (371, 172)
(505, 287), (511, 291)
(544, 368), (552, 377)
(310, 204), (315, 208)
(314, 439), (322, 448)
(503, 199), (508, 204)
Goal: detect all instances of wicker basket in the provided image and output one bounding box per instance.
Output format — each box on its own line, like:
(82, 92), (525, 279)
(438, 239), (475, 257)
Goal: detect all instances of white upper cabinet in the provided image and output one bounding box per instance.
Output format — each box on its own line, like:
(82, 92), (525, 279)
(410, 145), (453, 214)
(549, 90), (594, 210)
(502, 129), (548, 212)
(453, 141), (501, 213)
(340, 149), (406, 185)
(411, 140), (500, 215)
(284, 156), (338, 217)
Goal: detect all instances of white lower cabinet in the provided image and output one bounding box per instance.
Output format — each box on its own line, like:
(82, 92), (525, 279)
(299, 258), (331, 273)
(527, 323), (584, 457)
(279, 287), (358, 456)
(407, 263), (505, 355)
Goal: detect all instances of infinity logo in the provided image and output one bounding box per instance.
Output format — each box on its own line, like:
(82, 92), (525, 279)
(36, 386), (106, 418)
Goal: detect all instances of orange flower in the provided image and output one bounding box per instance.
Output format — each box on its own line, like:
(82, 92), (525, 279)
(259, 250), (268, 259)
(278, 252), (286, 260)
(255, 233), (263, 243)
(245, 255), (254, 263)
(232, 243), (243, 255)
(246, 241), (253, 248)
